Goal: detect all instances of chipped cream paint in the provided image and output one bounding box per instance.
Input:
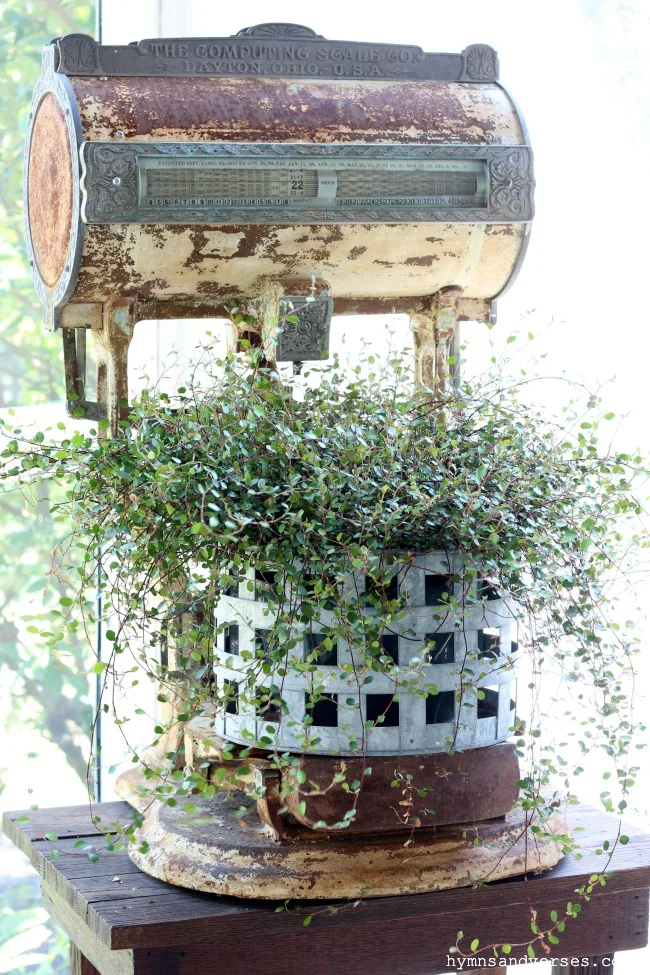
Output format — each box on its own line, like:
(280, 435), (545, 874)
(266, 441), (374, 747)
(122, 789), (567, 900)
(73, 223), (525, 304)
(193, 229), (247, 258)
(29, 61), (530, 420)
(28, 67), (529, 313)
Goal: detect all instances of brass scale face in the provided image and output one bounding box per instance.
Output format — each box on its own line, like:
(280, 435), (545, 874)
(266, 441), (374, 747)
(137, 155), (488, 211)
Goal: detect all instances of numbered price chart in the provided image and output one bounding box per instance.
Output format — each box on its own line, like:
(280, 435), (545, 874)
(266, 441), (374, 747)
(138, 157), (488, 210)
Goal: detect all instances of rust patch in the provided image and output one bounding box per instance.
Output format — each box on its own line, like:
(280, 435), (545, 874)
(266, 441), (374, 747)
(116, 770), (567, 900)
(277, 744), (520, 835)
(334, 296), (431, 315)
(233, 225), (280, 260)
(28, 93), (73, 286)
(404, 254), (439, 266)
(348, 246), (367, 260)
(71, 77), (523, 145)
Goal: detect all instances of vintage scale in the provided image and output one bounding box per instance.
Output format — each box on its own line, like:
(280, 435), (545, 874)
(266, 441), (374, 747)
(25, 23), (565, 897)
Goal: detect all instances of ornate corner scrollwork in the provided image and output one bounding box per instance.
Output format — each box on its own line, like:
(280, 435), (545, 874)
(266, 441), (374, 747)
(55, 34), (101, 74)
(460, 44), (499, 82)
(81, 145), (138, 222)
(487, 148), (534, 220)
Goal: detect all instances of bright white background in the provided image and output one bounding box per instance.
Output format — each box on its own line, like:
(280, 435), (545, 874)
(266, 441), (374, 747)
(95, 2), (649, 970)
(102, 0), (650, 442)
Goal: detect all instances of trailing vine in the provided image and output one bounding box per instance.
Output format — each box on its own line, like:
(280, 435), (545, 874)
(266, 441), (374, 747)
(1, 341), (647, 958)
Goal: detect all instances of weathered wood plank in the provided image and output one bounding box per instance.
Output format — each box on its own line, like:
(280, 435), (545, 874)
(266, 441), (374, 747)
(11, 836), (136, 896)
(4, 803), (134, 840)
(42, 887), (134, 975)
(61, 870), (184, 904)
(70, 943), (101, 975)
(130, 890), (647, 975)
(6, 801), (650, 956)
(100, 875), (650, 952)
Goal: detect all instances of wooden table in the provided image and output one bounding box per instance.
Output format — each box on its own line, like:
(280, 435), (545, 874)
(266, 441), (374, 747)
(3, 801), (650, 975)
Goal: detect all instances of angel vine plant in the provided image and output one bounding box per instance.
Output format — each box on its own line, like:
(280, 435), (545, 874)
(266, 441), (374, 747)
(1, 343), (647, 955)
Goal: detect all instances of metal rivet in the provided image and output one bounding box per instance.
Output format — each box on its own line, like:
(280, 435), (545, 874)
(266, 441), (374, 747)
(115, 130), (125, 138)
(100, 75), (108, 81)
(112, 176), (122, 186)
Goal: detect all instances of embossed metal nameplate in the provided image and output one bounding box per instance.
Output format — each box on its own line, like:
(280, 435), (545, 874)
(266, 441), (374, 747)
(54, 27), (499, 82)
(80, 143), (534, 225)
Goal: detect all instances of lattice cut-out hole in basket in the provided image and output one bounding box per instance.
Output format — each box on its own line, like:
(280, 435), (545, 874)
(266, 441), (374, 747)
(378, 633), (399, 664)
(366, 693), (400, 727)
(223, 678), (239, 715)
(364, 572), (399, 603)
(306, 693), (338, 727)
(425, 573), (454, 607)
(478, 627), (500, 660)
(477, 685), (500, 720)
(224, 624), (239, 655)
(255, 685), (283, 722)
(304, 632), (338, 666)
(425, 632), (454, 664)
(476, 578), (500, 602)
(426, 690), (455, 724)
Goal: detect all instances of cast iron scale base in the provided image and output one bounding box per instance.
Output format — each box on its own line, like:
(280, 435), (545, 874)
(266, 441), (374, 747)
(115, 720), (567, 900)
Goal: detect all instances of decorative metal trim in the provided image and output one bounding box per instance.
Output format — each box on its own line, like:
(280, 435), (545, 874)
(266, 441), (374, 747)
(56, 32), (100, 74)
(276, 296), (333, 362)
(51, 28), (498, 82)
(489, 81), (535, 311)
(24, 45), (84, 331)
(80, 142), (534, 226)
(236, 23), (325, 39)
(460, 44), (499, 82)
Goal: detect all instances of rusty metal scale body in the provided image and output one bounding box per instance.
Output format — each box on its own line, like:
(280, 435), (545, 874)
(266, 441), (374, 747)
(25, 24), (560, 898)
(25, 22), (533, 434)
